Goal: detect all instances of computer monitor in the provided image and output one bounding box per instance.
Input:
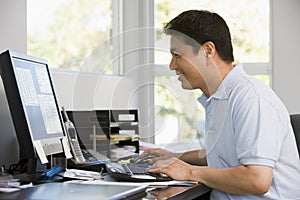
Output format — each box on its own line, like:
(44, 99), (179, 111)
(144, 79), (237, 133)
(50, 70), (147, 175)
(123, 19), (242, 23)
(0, 50), (67, 174)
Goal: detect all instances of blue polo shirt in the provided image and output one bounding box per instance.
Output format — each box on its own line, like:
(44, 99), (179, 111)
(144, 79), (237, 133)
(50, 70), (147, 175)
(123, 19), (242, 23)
(198, 64), (300, 199)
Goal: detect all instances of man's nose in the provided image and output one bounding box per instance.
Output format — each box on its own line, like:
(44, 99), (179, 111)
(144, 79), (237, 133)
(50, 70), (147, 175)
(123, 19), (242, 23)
(169, 56), (177, 70)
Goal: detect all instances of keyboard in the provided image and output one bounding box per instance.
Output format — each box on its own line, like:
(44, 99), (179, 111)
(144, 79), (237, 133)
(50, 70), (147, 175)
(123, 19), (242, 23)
(106, 162), (172, 182)
(122, 163), (151, 174)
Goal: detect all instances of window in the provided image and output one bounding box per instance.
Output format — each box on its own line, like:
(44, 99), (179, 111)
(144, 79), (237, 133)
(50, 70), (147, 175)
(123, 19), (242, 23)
(154, 0), (270, 150)
(27, 1), (271, 150)
(27, 0), (115, 74)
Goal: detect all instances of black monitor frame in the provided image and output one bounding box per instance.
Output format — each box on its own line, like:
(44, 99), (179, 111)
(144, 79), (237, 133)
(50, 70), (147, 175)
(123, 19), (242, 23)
(0, 50), (66, 174)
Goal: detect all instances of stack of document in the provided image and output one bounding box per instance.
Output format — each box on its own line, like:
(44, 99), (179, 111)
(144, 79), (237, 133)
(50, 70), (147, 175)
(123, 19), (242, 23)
(0, 168), (20, 189)
(110, 145), (137, 161)
(0, 169), (34, 193)
(0, 172), (21, 193)
(0, 178), (20, 188)
(63, 169), (103, 181)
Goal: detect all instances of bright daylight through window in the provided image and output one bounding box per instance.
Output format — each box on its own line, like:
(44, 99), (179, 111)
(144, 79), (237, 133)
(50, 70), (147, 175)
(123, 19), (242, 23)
(27, 0), (113, 74)
(154, 0), (270, 150)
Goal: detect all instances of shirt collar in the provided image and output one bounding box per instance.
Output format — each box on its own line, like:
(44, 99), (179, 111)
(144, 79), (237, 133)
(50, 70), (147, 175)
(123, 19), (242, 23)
(198, 64), (245, 107)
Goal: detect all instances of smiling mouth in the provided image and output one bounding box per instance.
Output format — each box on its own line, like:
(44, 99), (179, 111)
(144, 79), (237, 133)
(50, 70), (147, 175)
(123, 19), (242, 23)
(176, 70), (184, 75)
(176, 70), (184, 79)
(177, 74), (185, 82)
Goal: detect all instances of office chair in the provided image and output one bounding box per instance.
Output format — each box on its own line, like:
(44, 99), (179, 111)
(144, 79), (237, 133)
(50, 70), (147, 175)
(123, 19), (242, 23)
(290, 114), (300, 157)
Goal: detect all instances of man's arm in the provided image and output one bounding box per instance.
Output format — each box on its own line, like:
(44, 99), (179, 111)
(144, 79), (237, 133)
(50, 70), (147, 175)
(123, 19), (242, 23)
(178, 149), (207, 166)
(150, 158), (272, 195)
(191, 164), (272, 194)
(141, 148), (207, 166)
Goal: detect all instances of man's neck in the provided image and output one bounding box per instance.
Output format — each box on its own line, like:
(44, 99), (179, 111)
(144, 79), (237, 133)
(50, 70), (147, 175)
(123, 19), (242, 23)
(202, 62), (233, 97)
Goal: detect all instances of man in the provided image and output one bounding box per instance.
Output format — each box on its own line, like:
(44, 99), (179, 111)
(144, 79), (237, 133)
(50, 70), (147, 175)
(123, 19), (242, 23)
(143, 10), (300, 199)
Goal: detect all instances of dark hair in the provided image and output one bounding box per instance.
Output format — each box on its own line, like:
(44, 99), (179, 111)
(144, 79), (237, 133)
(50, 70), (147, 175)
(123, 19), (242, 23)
(164, 10), (234, 63)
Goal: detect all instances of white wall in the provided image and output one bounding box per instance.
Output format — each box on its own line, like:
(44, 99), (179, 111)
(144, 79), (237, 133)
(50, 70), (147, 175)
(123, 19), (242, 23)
(0, 0), (27, 167)
(51, 70), (138, 110)
(272, 0), (300, 114)
(0, 0), (27, 53)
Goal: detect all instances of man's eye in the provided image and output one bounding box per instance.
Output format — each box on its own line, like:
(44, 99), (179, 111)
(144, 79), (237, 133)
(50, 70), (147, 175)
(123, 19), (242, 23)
(174, 53), (180, 58)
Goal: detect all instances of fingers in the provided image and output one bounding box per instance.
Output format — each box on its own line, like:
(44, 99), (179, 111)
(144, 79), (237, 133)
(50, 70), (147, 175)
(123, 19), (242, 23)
(148, 157), (193, 181)
(149, 157), (178, 173)
(148, 161), (168, 174)
(148, 158), (179, 179)
(140, 148), (161, 158)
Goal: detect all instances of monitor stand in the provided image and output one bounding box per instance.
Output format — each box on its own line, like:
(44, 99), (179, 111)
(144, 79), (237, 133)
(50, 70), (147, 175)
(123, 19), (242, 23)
(15, 172), (64, 185)
(13, 157), (65, 184)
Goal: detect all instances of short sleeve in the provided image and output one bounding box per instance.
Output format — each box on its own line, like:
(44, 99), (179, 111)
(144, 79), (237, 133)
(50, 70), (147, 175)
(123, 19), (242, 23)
(233, 92), (284, 167)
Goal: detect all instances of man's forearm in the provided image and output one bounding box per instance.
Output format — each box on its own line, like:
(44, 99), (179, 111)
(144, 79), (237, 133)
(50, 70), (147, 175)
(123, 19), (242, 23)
(177, 149), (207, 166)
(188, 165), (272, 194)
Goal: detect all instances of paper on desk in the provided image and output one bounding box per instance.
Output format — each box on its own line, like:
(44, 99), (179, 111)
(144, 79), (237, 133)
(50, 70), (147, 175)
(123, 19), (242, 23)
(0, 188), (20, 193)
(138, 141), (162, 151)
(63, 169), (102, 181)
(0, 182), (33, 193)
(76, 179), (197, 187)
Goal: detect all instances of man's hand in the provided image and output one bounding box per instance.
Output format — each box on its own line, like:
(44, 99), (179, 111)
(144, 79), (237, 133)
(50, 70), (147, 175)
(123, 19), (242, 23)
(149, 157), (193, 181)
(141, 148), (207, 166)
(140, 148), (179, 162)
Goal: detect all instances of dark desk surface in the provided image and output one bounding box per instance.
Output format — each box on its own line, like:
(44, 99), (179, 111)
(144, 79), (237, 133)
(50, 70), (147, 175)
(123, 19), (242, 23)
(103, 173), (211, 200)
(0, 176), (211, 200)
(146, 183), (210, 200)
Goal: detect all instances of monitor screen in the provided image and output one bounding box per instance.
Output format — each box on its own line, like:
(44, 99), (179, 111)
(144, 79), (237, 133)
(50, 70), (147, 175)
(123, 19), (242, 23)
(0, 50), (66, 173)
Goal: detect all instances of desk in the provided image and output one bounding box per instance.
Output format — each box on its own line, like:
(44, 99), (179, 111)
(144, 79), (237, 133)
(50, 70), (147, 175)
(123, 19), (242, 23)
(146, 183), (210, 200)
(103, 174), (211, 200)
(0, 177), (211, 200)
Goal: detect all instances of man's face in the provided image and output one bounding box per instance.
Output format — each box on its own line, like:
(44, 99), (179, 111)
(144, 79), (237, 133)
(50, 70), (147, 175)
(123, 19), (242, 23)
(169, 35), (207, 90)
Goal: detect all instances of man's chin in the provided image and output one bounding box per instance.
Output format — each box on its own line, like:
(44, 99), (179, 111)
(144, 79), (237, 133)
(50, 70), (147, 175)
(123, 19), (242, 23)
(178, 78), (194, 89)
(181, 83), (193, 90)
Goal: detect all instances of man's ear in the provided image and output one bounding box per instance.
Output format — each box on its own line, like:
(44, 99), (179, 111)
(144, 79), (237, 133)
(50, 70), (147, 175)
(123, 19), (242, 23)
(203, 41), (215, 57)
